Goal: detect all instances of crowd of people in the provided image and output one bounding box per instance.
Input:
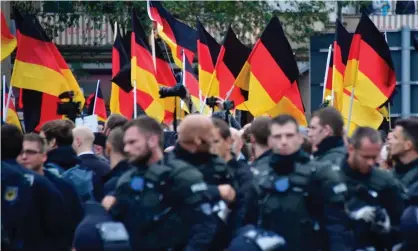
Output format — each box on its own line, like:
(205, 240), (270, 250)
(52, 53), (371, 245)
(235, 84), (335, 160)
(1, 106), (418, 251)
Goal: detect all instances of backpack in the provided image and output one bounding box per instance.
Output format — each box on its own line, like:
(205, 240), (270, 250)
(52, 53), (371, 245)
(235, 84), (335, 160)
(45, 162), (95, 202)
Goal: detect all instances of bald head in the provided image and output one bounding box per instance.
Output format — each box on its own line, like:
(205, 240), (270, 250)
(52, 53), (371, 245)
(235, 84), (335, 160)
(178, 114), (213, 143)
(177, 114), (214, 153)
(72, 127), (95, 153)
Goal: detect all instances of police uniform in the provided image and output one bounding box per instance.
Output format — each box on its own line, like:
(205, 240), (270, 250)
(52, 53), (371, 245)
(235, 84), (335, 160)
(245, 150), (352, 251)
(110, 159), (217, 251)
(393, 158), (418, 205)
(3, 159), (68, 250)
(1, 161), (32, 250)
(340, 159), (406, 250)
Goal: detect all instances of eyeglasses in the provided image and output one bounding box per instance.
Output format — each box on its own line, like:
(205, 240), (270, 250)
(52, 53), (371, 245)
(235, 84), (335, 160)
(21, 149), (42, 156)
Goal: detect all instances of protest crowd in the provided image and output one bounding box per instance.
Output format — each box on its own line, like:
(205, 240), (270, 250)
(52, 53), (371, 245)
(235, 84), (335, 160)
(2, 1), (418, 251)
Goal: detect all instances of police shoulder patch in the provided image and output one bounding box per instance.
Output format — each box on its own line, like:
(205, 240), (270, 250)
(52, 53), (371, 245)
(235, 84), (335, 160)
(130, 176), (144, 191)
(199, 203), (212, 215)
(274, 177), (290, 192)
(4, 186), (18, 202)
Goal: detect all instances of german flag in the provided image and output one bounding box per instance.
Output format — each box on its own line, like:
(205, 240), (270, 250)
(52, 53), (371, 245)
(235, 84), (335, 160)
(327, 20), (352, 111)
(197, 19), (220, 98)
(110, 27), (134, 118)
(86, 86), (107, 122)
(154, 40), (176, 124)
(344, 13), (396, 109)
(131, 9), (165, 122)
(236, 17), (303, 124)
(342, 89), (383, 136)
(1, 11), (17, 61)
(2, 86), (22, 131)
(147, 0), (196, 68)
(11, 15), (84, 107)
(210, 27), (249, 108)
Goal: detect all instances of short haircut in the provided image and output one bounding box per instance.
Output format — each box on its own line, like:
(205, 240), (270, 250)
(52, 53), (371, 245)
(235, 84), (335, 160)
(107, 127), (125, 155)
(24, 133), (46, 153)
(40, 119), (74, 146)
(212, 118), (231, 140)
(271, 114), (299, 130)
(250, 116), (271, 146)
(1, 124), (23, 160)
(123, 115), (163, 147)
(396, 118), (418, 151)
(351, 127), (382, 149)
(312, 107), (344, 137)
(106, 114), (128, 132)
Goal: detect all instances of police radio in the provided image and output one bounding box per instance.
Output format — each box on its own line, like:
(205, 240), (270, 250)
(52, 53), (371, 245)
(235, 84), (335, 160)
(96, 222), (131, 251)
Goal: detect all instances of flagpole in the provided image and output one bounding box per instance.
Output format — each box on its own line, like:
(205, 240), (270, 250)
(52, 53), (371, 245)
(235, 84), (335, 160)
(180, 49), (186, 110)
(322, 44), (332, 102)
(151, 29), (157, 71)
(2, 75), (6, 121)
(346, 85), (356, 133)
(4, 81), (13, 122)
(384, 31), (392, 129)
(92, 79), (100, 116)
(133, 80), (137, 119)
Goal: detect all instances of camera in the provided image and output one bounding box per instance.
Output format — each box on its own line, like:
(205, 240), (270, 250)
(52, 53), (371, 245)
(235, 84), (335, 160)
(223, 100), (234, 111)
(206, 96), (218, 108)
(159, 84), (187, 99)
(57, 91), (81, 122)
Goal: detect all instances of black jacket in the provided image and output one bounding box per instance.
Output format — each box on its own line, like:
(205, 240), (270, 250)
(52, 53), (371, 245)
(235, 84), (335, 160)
(3, 159), (67, 250)
(313, 136), (346, 164)
(244, 150), (354, 251)
(103, 160), (133, 195)
(46, 146), (80, 171)
(341, 159), (405, 250)
(78, 153), (111, 178)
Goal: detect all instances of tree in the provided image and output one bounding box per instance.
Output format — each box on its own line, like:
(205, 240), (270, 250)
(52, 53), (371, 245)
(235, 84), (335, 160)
(12, 1), (329, 49)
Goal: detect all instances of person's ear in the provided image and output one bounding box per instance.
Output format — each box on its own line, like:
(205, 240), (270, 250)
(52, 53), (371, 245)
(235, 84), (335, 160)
(148, 135), (159, 149)
(323, 125), (333, 136)
(404, 139), (414, 151)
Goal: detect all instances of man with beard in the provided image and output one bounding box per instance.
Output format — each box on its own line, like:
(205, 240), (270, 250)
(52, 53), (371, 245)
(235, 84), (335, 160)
(102, 116), (217, 251)
(339, 127), (404, 250)
(387, 118), (418, 202)
(243, 114), (353, 251)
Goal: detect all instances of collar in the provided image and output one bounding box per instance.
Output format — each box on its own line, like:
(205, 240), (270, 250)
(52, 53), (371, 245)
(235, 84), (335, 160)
(78, 151), (94, 157)
(395, 158), (418, 175)
(314, 136), (345, 157)
(256, 149), (272, 162)
(103, 160), (132, 182)
(269, 150), (310, 175)
(173, 143), (213, 166)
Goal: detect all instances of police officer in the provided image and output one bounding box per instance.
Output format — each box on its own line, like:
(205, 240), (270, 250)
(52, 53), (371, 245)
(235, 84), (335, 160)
(1, 161), (32, 250)
(170, 114), (239, 250)
(244, 115), (353, 251)
(339, 127), (405, 250)
(1, 124), (67, 250)
(102, 116), (218, 250)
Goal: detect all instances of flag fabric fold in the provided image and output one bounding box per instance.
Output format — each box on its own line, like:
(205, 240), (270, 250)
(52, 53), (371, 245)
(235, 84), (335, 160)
(131, 9), (165, 123)
(344, 13), (396, 109)
(87, 86), (108, 122)
(147, 0), (197, 68)
(1, 11), (17, 61)
(235, 16), (305, 125)
(2, 86), (22, 131)
(209, 27), (249, 108)
(110, 28), (133, 118)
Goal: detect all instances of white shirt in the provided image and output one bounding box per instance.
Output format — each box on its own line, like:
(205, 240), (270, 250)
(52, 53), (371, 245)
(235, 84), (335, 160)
(78, 151), (94, 157)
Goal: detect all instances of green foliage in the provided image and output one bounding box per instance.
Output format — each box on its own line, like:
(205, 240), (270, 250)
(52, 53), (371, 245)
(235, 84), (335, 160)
(12, 1), (329, 48)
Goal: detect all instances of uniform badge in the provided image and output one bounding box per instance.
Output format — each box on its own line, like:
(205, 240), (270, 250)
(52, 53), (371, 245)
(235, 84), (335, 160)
(130, 176), (144, 191)
(4, 186), (18, 202)
(274, 178), (289, 192)
(200, 203), (212, 215)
